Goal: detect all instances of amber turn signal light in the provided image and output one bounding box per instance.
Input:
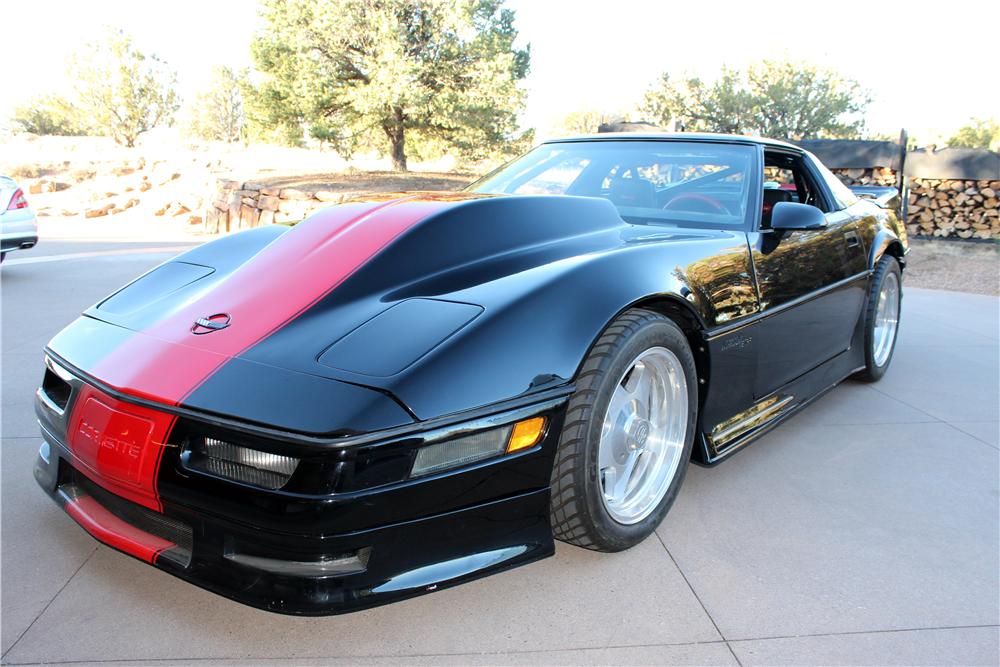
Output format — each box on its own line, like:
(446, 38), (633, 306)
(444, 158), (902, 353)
(506, 416), (546, 453)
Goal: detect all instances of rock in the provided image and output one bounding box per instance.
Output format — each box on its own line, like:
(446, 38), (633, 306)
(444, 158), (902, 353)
(124, 198), (140, 209)
(260, 186), (281, 196)
(257, 195), (281, 211)
(279, 188), (311, 200)
(242, 197), (257, 206)
(242, 182), (265, 191)
(110, 206), (126, 215)
(216, 178), (240, 190)
(314, 190), (341, 202)
(239, 204), (260, 229)
(28, 181), (46, 195)
(278, 199), (311, 215)
(154, 204), (170, 216)
(188, 214), (203, 225)
(258, 209), (275, 226)
(171, 205), (191, 217)
(84, 204), (113, 218)
(204, 207), (216, 233)
(228, 202), (241, 230)
(273, 210), (300, 224)
(139, 181), (152, 192)
(60, 209), (77, 216)
(154, 172), (180, 186)
(70, 169), (96, 183)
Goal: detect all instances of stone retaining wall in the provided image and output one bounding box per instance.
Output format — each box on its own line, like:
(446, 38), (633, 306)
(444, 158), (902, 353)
(203, 179), (361, 233)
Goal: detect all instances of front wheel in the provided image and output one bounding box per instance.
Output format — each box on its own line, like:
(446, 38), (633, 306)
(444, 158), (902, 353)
(549, 309), (697, 552)
(855, 255), (902, 382)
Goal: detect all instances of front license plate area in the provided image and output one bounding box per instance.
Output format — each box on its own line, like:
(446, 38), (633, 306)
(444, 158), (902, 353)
(71, 397), (155, 486)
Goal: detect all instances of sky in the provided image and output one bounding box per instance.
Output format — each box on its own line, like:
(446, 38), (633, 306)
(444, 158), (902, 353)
(3, 0), (998, 144)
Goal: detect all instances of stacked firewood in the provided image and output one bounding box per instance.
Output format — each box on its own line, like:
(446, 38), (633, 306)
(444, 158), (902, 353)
(833, 168), (1000, 240)
(907, 179), (1000, 239)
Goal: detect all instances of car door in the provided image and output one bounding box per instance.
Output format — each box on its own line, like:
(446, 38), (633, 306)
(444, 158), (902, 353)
(748, 149), (868, 399)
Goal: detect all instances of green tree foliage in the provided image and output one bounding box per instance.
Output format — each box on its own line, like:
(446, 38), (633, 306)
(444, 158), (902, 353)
(948, 118), (1000, 151)
(554, 110), (623, 137)
(643, 60), (870, 140)
(11, 94), (92, 136)
(247, 0), (531, 170)
(186, 67), (248, 142)
(71, 29), (180, 147)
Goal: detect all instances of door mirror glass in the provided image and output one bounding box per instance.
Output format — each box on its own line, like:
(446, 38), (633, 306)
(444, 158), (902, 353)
(770, 201), (826, 231)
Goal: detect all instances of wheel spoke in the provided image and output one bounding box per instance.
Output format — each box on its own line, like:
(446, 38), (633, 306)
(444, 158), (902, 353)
(601, 466), (617, 501)
(596, 346), (689, 525)
(612, 451), (639, 502)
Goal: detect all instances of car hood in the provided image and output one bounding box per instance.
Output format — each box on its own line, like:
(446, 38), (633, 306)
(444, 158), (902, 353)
(48, 192), (637, 433)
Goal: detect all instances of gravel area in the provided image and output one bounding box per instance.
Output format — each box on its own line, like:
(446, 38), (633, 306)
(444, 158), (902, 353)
(904, 239), (999, 296)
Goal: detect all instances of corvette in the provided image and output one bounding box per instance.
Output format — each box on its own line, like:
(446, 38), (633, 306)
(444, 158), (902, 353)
(34, 133), (907, 614)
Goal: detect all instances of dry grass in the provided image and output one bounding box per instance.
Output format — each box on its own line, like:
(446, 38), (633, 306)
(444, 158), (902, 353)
(7, 163), (45, 179)
(905, 239), (999, 296)
(251, 170), (475, 194)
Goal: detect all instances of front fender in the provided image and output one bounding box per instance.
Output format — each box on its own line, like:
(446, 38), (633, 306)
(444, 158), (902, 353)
(382, 230), (756, 420)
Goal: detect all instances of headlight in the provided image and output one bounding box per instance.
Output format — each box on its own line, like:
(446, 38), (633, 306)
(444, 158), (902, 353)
(186, 437), (299, 490)
(409, 416), (547, 478)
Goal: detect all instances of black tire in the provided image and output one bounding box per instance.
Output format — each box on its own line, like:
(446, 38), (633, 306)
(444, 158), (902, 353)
(0, 252), (6, 264)
(549, 308), (698, 552)
(855, 255), (902, 382)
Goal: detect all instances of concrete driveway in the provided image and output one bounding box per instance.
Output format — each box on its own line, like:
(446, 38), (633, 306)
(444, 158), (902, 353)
(2, 240), (998, 666)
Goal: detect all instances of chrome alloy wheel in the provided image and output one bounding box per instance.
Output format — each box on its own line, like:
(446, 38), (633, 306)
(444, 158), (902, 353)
(598, 347), (688, 525)
(872, 271), (900, 367)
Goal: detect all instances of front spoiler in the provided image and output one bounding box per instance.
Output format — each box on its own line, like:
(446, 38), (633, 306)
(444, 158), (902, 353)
(35, 439), (554, 615)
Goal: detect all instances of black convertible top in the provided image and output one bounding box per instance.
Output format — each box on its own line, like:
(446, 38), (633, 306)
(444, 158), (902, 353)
(546, 132), (801, 150)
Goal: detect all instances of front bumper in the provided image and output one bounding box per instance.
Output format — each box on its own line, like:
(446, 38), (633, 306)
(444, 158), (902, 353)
(34, 366), (567, 615)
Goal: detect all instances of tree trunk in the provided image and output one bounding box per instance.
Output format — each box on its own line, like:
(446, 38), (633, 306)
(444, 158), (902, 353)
(386, 107), (407, 172)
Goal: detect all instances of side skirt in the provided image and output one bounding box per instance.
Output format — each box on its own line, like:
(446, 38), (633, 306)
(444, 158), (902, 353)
(696, 351), (866, 466)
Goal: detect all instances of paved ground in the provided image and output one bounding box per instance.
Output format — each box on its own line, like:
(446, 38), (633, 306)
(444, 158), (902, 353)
(2, 240), (998, 666)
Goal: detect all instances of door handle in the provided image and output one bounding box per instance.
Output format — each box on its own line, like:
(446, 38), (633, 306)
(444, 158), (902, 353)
(844, 231), (860, 248)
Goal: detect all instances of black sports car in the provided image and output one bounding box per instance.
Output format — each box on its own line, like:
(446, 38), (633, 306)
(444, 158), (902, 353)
(34, 133), (907, 614)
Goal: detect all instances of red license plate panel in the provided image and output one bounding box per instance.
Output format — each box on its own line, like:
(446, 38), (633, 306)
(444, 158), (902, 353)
(71, 396), (155, 486)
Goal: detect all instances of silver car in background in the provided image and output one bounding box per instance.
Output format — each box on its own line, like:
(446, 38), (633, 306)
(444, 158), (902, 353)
(1, 176), (38, 262)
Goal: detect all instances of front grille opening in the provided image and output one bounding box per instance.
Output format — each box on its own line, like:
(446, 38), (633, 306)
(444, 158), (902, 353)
(41, 368), (72, 411)
(185, 437), (299, 490)
(63, 471), (193, 568)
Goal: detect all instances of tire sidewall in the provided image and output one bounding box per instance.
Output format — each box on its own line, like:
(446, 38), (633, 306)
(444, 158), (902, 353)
(578, 315), (698, 550)
(863, 256), (902, 381)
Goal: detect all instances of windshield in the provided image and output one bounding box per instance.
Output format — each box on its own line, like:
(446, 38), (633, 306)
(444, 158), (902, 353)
(468, 140), (756, 230)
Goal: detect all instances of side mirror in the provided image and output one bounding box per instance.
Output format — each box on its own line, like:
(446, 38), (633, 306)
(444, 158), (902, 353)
(771, 201), (826, 231)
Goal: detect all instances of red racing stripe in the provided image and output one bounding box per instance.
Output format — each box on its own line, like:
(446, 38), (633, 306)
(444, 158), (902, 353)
(69, 197), (448, 511)
(90, 197), (449, 405)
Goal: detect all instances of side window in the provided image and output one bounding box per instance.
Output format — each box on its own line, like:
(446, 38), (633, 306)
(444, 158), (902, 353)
(512, 157), (590, 195)
(809, 153), (860, 210)
(762, 153), (825, 228)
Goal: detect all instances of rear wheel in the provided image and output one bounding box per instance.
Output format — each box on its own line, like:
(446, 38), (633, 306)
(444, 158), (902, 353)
(549, 309), (697, 552)
(855, 255), (902, 382)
